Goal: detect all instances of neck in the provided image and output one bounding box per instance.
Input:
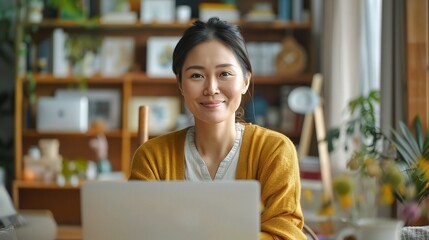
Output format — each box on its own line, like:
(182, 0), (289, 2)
(194, 120), (237, 167)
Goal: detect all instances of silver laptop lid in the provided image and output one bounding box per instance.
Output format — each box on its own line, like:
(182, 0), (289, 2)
(81, 180), (260, 240)
(36, 96), (88, 132)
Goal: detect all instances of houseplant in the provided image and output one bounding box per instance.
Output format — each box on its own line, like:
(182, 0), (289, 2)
(324, 90), (392, 219)
(324, 90), (429, 224)
(390, 115), (429, 225)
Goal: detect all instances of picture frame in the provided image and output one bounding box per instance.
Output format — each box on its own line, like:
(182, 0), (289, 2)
(146, 36), (181, 77)
(100, 37), (135, 77)
(140, 0), (175, 23)
(128, 96), (181, 135)
(140, 0), (176, 23)
(55, 89), (121, 130)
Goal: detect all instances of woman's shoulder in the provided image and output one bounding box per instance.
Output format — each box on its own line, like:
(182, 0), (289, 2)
(242, 123), (289, 140)
(137, 127), (189, 151)
(241, 123), (295, 150)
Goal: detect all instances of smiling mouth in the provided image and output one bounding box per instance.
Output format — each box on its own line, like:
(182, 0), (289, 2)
(200, 100), (225, 108)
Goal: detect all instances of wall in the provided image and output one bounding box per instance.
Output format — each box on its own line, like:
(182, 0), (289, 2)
(406, 0), (429, 129)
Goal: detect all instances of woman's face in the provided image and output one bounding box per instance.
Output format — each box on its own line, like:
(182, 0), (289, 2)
(179, 39), (250, 125)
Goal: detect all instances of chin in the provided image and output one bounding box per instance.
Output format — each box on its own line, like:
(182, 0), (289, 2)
(194, 114), (235, 125)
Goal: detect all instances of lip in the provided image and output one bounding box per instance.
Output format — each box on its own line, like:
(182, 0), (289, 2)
(200, 100), (225, 108)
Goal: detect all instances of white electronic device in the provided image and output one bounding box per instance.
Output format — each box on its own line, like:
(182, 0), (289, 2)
(36, 96), (88, 132)
(81, 181), (260, 240)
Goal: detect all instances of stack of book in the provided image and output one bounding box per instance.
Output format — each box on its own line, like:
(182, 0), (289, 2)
(299, 155), (322, 180)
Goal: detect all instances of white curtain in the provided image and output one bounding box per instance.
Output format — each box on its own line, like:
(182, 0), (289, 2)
(322, 0), (382, 173)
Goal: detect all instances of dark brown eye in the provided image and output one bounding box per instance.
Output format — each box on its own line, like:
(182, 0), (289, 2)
(191, 73), (204, 79)
(220, 72), (232, 77)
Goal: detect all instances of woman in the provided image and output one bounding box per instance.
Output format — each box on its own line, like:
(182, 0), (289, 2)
(130, 17), (305, 239)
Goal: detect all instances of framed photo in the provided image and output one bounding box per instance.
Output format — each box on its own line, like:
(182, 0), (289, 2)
(146, 36), (181, 77)
(55, 89), (121, 130)
(100, 37), (135, 77)
(140, 0), (175, 23)
(128, 96), (181, 135)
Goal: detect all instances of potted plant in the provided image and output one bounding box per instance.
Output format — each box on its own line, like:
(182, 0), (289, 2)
(323, 90), (429, 225)
(391, 115), (429, 225)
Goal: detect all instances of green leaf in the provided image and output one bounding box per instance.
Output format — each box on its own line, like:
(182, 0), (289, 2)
(368, 90), (380, 103)
(326, 128), (340, 153)
(414, 115), (423, 152)
(391, 129), (417, 165)
(348, 96), (364, 115)
(346, 121), (355, 136)
(399, 121), (421, 157)
(424, 131), (429, 159)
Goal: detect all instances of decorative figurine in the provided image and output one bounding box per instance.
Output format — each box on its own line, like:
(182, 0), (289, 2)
(89, 134), (111, 173)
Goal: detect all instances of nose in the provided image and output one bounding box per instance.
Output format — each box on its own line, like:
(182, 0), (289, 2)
(203, 77), (219, 95)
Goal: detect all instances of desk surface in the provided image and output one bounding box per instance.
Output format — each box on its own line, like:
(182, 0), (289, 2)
(57, 225), (82, 240)
(17, 210), (82, 240)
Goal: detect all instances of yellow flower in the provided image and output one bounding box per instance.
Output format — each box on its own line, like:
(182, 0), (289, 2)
(383, 161), (405, 189)
(417, 157), (429, 180)
(405, 185), (416, 199)
(333, 175), (353, 196)
(363, 155), (376, 166)
(318, 200), (334, 216)
(366, 161), (382, 178)
(339, 195), (353, 209)
(379, 183), (395, 205)
(347, 153), (362, 170)
(302, 188), (314, 202)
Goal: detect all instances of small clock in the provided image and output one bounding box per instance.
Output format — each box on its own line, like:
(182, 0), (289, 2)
(275, 37), (307, 75)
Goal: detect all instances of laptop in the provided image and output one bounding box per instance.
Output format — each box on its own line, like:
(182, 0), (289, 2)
(81, 181), (260, 240)
(36, 96), (88, 132)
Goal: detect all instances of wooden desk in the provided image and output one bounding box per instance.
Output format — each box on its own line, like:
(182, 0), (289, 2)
(57, 225), (82, 240)
(13, 181), (81, 225)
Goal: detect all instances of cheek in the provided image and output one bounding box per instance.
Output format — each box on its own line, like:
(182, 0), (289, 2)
(180, 82), (199, 99)
(222, 83), (244, 96)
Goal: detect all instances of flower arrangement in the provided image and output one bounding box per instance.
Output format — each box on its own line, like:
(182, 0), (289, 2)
(323, 90), (429, 224)
(390, 115), (429, 224)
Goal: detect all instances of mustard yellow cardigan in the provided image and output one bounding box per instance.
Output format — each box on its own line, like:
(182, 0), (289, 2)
(130, 124), (306, 239)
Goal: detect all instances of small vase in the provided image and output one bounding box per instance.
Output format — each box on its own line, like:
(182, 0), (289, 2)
(354, 175), (378, 219)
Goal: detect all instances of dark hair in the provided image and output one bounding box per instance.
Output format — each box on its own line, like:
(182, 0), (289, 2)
(172, 17), (252, 82)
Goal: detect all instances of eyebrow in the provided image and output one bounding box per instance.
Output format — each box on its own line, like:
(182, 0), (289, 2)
(184, 63), (236, 72)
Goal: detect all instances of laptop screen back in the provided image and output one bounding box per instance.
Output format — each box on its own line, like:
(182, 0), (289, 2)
(81, 181), (260, 240)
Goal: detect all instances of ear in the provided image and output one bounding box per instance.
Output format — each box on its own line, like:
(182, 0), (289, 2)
(242, 72), (251, 94)
(176, 75), (183, 95)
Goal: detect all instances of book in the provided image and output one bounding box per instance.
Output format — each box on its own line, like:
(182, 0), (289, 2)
(52, 28), (69, 77)
(299, 156), (322, 180)
(199, 3), (240, 22)
(37, 37), (52, 73)
(278, 0), (292, 21)
(292, 0), (303, 22)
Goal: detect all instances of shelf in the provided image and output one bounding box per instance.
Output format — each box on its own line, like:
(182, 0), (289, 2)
(24, 20), (194, 30)
(26, 73), (178, 84)
(14, 180), (81, 190)
(26, 74), (125, 84)
(253, 74), (313, 85)
(24, 19), (311, 31)
(25, 73), (312, 85)
(22, 130), (123, 138)
(239, 20), (311, 30)
(128, 73), (177, 84)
